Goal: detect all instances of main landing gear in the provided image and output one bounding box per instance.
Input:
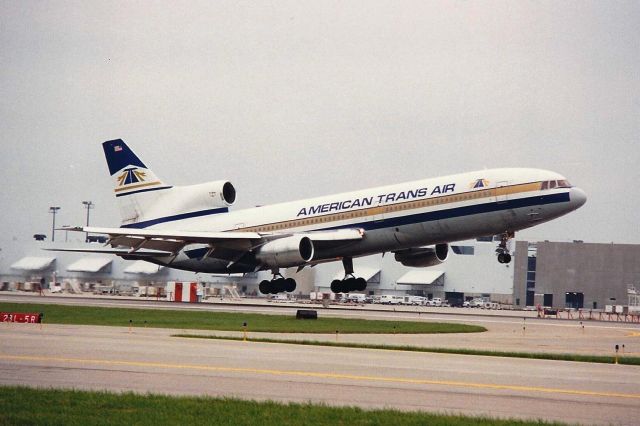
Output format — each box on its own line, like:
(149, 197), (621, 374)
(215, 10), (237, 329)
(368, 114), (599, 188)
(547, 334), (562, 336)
(331, 276), (367, 293)
(259, 272), (296, 294)
(330, 257), (367, 293)
(496, 231), (514, 264)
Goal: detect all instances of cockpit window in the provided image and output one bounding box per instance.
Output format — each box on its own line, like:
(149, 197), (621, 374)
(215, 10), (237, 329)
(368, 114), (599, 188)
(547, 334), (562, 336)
(541, 179), (572, 190)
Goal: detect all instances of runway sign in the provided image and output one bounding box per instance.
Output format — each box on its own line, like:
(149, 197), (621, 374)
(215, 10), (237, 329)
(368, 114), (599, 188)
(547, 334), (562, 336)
(1, 312), (42, 323)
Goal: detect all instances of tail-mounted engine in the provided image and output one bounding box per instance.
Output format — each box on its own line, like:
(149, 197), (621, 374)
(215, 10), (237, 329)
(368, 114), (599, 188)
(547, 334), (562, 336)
(127, 180), (236, 225)
(175, 180), (236, 209)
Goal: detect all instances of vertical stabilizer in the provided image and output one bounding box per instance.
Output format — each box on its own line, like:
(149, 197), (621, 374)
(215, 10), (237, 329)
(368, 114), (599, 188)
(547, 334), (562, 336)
(102, 139), (172, 225)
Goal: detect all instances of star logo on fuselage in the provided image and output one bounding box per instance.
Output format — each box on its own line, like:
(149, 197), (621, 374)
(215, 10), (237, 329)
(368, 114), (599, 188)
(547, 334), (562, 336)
(469, 178), (489, 189)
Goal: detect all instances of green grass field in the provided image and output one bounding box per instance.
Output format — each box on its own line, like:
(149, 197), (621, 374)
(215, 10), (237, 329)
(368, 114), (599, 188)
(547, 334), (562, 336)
(0, 302), (485, 334)
(0, 386), (565, 426)
(175, 334), (640, 366)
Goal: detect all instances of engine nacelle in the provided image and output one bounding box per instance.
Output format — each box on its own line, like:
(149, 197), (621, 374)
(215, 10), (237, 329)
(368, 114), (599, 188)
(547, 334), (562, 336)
(158, 180), (236, 215)
(255, 236), (315, 268)
(178, 180), (236, 208)
(394, 244), (449, 268)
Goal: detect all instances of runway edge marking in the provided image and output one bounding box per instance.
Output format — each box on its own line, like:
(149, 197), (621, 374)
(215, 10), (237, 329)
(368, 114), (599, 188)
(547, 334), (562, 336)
(2, 354), (639, 400)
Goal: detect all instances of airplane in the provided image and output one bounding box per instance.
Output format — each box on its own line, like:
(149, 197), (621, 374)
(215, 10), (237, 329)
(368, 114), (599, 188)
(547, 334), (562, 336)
(54, 139), (587, 294)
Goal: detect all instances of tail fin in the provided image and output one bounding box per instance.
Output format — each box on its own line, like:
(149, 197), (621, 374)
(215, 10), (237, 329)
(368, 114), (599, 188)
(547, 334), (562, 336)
(102, 139), (172, 225)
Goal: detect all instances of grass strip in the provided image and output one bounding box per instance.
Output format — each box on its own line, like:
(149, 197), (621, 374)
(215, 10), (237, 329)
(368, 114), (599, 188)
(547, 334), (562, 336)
(0, 386), (566, 426)
(0, 302), (485, 334)
(174, 334), (640, 366)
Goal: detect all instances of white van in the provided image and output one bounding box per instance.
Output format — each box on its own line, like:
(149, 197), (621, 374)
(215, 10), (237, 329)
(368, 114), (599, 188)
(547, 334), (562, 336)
(379, 295), (403, 305)
(402, 295), (426, 305)
(347, 293), (367, 303)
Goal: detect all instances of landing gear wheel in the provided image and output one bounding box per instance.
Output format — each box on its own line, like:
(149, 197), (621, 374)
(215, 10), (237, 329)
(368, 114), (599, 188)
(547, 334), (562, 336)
(345, 278), (355, 293)
(496, 231), (514, 264)
(259, 280), (271, 294)
(284, 278), (296, 293)
(272, 278), (285, 293)
(330, 277), (367, 293)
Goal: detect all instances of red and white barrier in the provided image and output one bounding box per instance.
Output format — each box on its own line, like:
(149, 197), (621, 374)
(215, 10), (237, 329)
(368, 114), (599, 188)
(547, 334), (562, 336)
(166, 282), (199, 303)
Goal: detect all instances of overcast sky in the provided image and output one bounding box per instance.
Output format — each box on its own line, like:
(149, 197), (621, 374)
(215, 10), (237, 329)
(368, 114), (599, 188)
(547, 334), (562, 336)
(1, 1), (638, 246)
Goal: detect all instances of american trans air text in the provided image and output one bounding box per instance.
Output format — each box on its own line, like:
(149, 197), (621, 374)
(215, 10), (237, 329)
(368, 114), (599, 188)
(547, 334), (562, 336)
(296, 184), (456, 217)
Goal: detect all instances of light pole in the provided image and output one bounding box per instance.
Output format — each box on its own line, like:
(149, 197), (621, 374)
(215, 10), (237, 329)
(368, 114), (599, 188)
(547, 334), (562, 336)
(49, 206), (60, 242)
(82, 201), (94, 242)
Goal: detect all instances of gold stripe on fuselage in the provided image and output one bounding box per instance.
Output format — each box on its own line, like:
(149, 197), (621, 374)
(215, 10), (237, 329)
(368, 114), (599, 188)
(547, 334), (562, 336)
(114, 181), (162, 193)
(238, 181), (544, 233)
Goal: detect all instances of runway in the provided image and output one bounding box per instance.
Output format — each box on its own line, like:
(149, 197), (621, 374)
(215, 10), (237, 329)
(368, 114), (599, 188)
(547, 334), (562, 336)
(1, 322), (639, 425)
(3, 293), (640, 356)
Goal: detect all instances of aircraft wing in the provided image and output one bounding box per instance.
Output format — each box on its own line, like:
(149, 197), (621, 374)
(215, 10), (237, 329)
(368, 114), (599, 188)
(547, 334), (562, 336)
(62, 226), (262, 255)
(61, 226), (364, 258)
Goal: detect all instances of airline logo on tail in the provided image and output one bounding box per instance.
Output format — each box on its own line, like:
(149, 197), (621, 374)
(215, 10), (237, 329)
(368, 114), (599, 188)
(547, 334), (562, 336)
(117, 167), (147, 186)
(103, 139), (167, 195)
(113, 165), (162, 193)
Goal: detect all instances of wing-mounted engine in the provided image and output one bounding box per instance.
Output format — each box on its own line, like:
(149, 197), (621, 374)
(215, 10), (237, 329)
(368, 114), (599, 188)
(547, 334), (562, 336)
(393, 243), (448, 267)
(255, 235), (315, 268)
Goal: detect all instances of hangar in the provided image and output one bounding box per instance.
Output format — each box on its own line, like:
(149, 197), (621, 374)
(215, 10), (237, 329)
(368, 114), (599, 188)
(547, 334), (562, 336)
(1, 235), (638, 310)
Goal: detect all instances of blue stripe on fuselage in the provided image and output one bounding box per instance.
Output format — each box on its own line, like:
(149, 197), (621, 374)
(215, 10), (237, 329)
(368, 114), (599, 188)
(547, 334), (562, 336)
(181, 192), (570, 260)
(325, 192), (570, 232)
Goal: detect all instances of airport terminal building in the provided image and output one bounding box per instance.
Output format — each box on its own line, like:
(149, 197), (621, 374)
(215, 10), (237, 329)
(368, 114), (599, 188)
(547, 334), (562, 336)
(513, 240), (640, 310)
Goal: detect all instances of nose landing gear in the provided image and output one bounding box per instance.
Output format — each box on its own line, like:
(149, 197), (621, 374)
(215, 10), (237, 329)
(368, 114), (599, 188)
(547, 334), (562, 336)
(496, 231), (514, 264)
(330, 275), (367, 293)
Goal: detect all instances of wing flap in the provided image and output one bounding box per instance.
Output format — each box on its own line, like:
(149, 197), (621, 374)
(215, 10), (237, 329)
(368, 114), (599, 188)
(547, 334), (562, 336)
(83, 226), (262, 242)
(57, 226), (365, 264)
(42, 247), (173, 258)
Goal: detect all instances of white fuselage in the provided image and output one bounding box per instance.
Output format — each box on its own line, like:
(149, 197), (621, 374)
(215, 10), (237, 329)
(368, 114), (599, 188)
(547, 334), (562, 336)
(135, 168), (586, 273)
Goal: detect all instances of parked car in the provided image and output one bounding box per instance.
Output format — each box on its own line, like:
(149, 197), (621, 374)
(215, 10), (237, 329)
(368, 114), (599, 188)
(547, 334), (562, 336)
(468, 298), (487, 308)
(426, 297), (443, 307)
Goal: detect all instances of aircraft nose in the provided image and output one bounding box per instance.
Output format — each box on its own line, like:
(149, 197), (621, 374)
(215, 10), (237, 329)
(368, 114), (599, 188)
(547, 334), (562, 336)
(569, 187), (587, 209)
